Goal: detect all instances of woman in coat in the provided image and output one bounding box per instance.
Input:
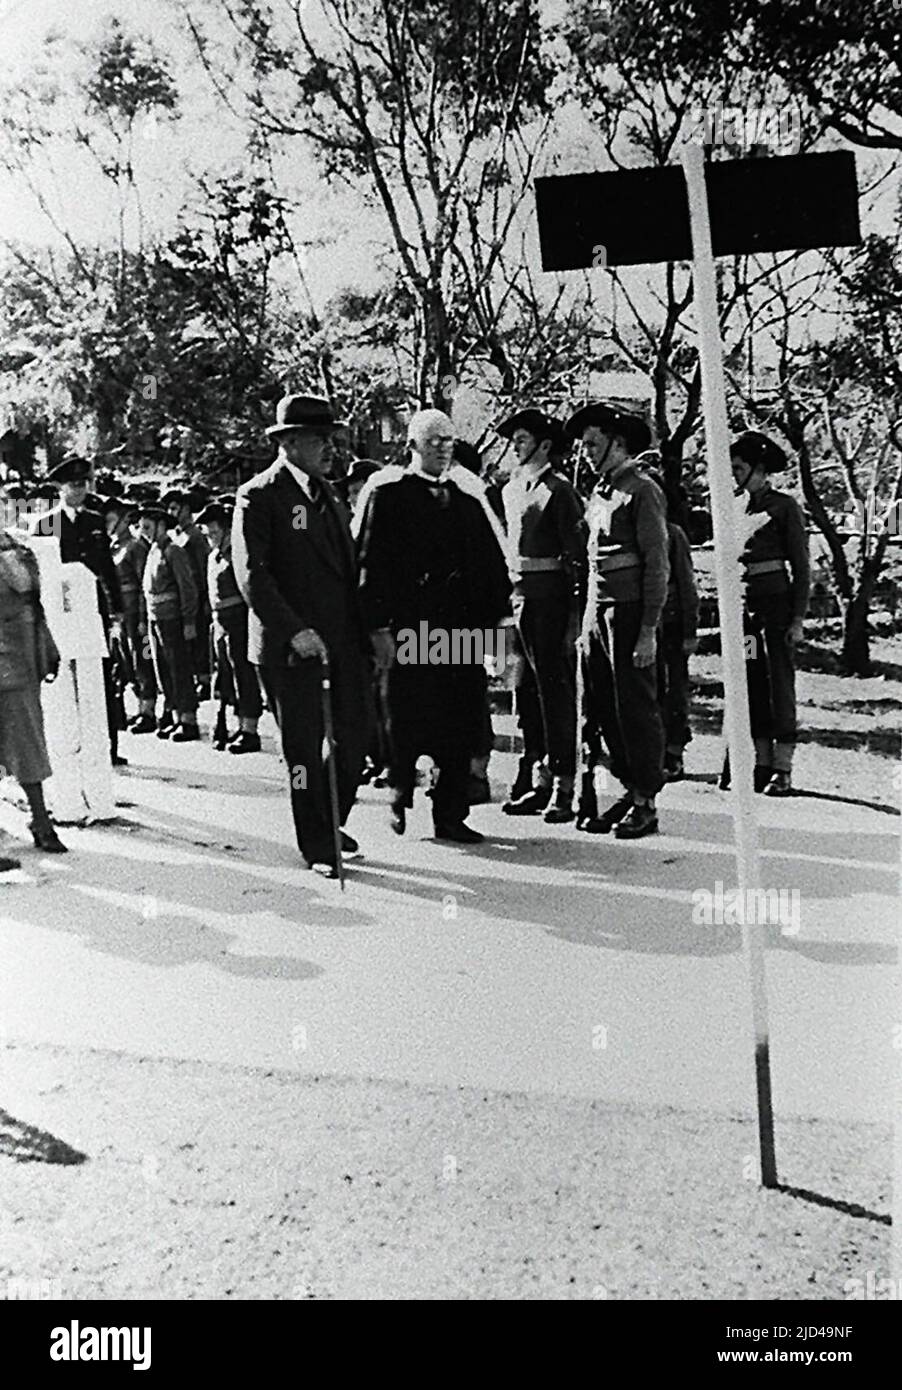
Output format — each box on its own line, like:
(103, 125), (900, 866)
(0, 521), (67, 852)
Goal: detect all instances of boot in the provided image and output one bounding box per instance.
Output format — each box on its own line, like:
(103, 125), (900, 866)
(434, 820), (484, 844)
(228, 731), (261, 755)
(503, 763), (552, 816)
(614, 801), (659, 839)
(506, 755), (534, 805)
(171, 722), (201, 743)
(156, 708), (175, 739)
(576, 771), (599, 830)
(581, 791), (633, 835)
(212, 707), (230, 751)
(663, 750), (685, 781)
(543, 775), (575, 823)
(29, 819), (68, 853)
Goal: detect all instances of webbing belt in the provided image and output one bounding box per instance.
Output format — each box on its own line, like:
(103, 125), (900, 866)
(745, 558), (788, 576)
(519, 556), (563, 573)
(596, 550), (641, 573)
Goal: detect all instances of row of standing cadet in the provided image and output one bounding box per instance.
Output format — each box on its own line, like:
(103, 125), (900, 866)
(493, 405), (810, 841)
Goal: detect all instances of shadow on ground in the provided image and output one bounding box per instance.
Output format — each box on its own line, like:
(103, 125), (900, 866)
(0, 1108), (87, 1165)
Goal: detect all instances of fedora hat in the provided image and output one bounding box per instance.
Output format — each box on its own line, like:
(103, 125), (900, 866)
(564, 403), (652, 455)
(266, 394), (345, 436)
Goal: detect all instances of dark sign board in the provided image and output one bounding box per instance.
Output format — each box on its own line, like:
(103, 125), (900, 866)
(534, 151), (860, 270)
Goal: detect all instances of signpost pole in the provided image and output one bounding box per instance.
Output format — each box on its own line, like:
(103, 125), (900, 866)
(681, 141), (777, 1188)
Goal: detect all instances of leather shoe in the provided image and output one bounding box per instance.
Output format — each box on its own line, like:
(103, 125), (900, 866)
(763, 770), (792, 796)
(434, 821), (484, 844)
(389, 803), (406, 835)
(663, 752), (685, 781)
(309, 860), (340, 879)
(129, 714), (157, 735)
(502, 786), (552, 816)
(583, 793), (632, 834)
(228, 731), (261, 755)
(171, 723), (201, 743)
(340, 831), (362, 858)
(614, 803), (659, 839)
(755, 765), (774, 793)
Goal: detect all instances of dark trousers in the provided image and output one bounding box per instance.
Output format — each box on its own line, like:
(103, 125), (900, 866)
(149, 616), (197, 719)
(580, 602), (665, 799)
(260, 658), (369, 862)
(102, 657), (119, 759)
(386, 664), (481, 826)
(659, 618), (691, 752)
(214, 608), (262, 721)
(122, 613), (157, 702)
(745, 596), (797, 744)
(514, 595), (576, 778)
(193, 608), (212, 685)
(472, 673), (495, 761)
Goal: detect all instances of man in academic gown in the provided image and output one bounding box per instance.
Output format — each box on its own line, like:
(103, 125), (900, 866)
(356, 409), (511, 844)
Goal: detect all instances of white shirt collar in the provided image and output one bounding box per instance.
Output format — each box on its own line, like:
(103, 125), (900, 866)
(283, 460), (315, 500)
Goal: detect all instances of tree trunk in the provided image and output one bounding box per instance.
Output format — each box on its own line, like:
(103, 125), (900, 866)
(841, 588), (872, 676)
(418, 288), (453, 409)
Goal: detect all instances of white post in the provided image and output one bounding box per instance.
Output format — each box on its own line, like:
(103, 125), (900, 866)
(681, 142), (777, 1187)
(889, 800), (895, 1284)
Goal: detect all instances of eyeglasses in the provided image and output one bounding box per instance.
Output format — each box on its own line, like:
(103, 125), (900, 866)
(424, 436), (454, 448)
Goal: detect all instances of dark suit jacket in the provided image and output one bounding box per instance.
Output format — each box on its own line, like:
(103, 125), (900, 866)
(231, 460), (368, 670)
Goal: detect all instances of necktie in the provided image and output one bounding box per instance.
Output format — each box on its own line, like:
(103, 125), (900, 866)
(422, 477), (449, 508)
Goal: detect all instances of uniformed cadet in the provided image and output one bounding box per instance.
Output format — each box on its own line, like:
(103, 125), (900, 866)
(104, 495), (158, 733)
(635, 456), (700, 782)
(30, 456), (126, 767)
(196, 502), (262, 754)
(566, 403), (669, 840)
(497, 408), (587, 823)
(729, 430), (810, 796)
(140, 505), (200, 742)
(162, 488), (211, 698)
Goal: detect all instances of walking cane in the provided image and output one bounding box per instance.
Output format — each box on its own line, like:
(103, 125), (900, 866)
(319, 652), (345, 890)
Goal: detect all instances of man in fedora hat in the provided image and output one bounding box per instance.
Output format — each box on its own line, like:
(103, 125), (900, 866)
(232, 393), (373, 876)
(496, 408), (587, 823)
(30, 455), (126, 766)
(728, 430), (809, 796)
(566, 403), (668, 840)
